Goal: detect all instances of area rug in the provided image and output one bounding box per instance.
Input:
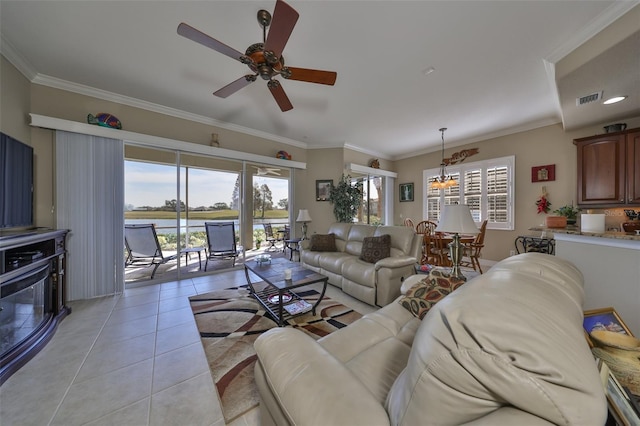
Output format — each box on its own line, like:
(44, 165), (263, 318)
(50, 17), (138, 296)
(189, 284), (362, 423)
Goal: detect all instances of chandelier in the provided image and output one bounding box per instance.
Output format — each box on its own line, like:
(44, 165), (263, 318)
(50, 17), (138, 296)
(431, 127), (457, 189)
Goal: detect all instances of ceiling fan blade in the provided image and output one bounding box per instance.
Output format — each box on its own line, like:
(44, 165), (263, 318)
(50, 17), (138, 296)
(177, 23), (246, 63)
(263, 0), (299, 60)
(285, 67), (337, 85)
(268, 80), (293, 112)
(213, 75), (256, 98)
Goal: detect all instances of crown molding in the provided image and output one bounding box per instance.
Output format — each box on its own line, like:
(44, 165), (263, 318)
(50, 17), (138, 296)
(545, 1), (640, 63)
(0, 35), (37, 80)
(30, 73), (311, 149)
(392, 117), (561, 161)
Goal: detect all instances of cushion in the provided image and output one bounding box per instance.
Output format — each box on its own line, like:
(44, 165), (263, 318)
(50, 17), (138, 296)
(309, 233), (337, 252)
(397, 269), (465, 319)
(359, 234), (391, 263)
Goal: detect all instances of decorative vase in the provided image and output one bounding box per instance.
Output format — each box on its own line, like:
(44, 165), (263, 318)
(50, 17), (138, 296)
(590, 330), (640, 395)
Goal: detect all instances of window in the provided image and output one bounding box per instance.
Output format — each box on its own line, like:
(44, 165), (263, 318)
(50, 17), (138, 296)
(423, 156), (514, 230)
(358, 175), (384, 225)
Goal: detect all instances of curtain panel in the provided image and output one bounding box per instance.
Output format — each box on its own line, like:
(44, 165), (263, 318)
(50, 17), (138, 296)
(56, 131), (124, 300)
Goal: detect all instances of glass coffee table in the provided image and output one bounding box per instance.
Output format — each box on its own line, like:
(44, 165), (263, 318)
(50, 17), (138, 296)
(244, 257), (328, 326)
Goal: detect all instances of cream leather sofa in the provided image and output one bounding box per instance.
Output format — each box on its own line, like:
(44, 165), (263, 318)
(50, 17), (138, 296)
(254, 253), (607, 425)
(300, 223), (421, 307)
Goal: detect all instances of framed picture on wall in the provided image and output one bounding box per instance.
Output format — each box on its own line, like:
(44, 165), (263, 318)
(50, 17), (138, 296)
(316, 179), (333, 201)
(399, 183), (414, 202)
(531, 164), (556, 182)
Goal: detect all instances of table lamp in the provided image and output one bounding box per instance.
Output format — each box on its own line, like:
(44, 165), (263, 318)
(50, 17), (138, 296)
(296, 209), (312, 240)
(435, 204), (480, 280)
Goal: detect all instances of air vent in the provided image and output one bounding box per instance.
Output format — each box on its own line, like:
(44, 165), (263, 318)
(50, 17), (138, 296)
(576, 91), (603, 106)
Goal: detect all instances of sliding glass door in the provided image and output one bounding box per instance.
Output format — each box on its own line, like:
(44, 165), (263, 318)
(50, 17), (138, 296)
(124, 147), (292, 284)
(251, 164), (291, 250)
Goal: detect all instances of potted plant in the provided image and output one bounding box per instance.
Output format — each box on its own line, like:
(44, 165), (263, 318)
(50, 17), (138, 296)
(553, 204), (581, 225)
(328, 174), (363, 223)
(254, 229), (264, 249)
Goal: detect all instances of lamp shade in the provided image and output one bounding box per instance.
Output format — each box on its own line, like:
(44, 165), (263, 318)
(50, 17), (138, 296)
(296, 209), (312, 223)
(436, 204), (479, 235)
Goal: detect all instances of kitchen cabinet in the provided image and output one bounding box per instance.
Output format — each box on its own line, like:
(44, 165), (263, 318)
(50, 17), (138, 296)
(575, 128), (640, 207)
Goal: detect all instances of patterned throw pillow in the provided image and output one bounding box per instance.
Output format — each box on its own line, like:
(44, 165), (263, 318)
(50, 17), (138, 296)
(309, 233), (337, 252)
(359, 234), (391, 263)
(398, 270), (466, 319)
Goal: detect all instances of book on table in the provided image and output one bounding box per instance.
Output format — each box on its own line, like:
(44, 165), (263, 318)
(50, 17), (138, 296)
(283, 300), (312, 315)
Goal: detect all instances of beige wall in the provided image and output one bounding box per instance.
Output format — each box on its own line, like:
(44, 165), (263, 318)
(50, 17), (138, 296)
(3, 54), (640, 262)
(393, 117), (640, 261)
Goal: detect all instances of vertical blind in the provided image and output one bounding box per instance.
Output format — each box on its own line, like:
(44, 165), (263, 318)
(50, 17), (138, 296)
(56, 131), (124, 300)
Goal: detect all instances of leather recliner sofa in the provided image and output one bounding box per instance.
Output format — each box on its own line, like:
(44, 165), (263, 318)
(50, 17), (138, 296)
(254, 253), (607, 425)
(300, 223), (421, 307)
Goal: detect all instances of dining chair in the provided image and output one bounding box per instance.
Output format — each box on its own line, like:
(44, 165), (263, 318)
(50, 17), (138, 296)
(421, 232), (441, 265)
(415, 220), (437, 235)
(460, 220), (488, 273)
(431, 232), (452, 267)
(403, 218), (415, 228)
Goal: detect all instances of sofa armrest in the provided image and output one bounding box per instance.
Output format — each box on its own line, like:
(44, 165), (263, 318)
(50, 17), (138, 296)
(375, 255), (417, 271)
(255, 328), (391, 425)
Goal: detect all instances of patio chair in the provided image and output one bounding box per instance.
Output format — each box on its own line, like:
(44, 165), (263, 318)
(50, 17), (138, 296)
(124, 224), (178, 278)
(263, 223), (280, 252)
(204, 222), (240, 271)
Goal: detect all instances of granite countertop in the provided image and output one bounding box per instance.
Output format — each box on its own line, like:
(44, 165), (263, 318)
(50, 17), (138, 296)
(528, 226), (640, 241)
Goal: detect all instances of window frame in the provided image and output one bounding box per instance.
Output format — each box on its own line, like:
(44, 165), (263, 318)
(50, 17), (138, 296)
(422, 155), (515, 230)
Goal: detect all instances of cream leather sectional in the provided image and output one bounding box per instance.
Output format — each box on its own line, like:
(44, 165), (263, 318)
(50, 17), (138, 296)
(300, 223), (421, 307)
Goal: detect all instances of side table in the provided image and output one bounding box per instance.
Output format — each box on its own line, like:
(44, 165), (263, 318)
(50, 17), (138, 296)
(180, 246), (204, 270)
(284, 238), (302, 261)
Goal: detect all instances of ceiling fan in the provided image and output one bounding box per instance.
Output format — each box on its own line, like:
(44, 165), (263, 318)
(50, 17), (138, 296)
(254, 166), (281, 176)
(177, 0), (337, 112)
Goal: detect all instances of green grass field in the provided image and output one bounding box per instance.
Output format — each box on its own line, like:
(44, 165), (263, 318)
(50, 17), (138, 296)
(124, 209), (289, 220)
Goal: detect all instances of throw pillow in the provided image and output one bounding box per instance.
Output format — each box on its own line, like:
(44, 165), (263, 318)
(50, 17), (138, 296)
(398, 270), (466, 319)
(359, 234), (391, 263)
(309, 233), (337, 252)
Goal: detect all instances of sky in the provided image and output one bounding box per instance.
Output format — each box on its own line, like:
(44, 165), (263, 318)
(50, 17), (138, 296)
(124, 161), (289, 209)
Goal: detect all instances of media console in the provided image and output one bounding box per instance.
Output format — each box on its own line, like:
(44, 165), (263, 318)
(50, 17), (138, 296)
(0, 228), (69, 384)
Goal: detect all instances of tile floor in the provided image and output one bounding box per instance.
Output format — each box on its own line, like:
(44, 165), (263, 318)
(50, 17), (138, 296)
(0, 267), (377, 426)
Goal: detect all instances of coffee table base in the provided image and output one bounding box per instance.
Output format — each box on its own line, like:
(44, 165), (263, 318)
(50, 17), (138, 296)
(244, 258), (328, 326)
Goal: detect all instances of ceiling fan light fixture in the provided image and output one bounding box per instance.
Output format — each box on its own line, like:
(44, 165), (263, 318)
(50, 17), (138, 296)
(177, 0), (336, 112)
(603, 96), (627, 105)
(430, 127), (457, 190)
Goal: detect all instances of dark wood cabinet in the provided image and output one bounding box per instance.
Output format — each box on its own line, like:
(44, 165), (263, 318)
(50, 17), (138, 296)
(575, 128), (640, 207)
(627, 130), (640, 205)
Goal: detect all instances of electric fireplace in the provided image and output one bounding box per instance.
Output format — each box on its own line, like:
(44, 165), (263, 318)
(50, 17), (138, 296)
(0, 229), (69, 384)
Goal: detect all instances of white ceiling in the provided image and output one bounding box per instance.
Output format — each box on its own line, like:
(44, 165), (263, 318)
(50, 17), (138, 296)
(1, 1), (639, 159)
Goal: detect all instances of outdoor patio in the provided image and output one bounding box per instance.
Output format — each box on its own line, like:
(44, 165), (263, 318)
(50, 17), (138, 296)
(124, 243), (292, 285)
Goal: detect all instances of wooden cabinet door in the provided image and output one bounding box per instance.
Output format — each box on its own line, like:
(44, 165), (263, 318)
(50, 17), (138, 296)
(628, 131), (640, 205)
(576, 135), (626, 206)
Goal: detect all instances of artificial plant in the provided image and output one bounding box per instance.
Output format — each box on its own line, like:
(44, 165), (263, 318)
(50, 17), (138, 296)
(553, 204), (581, 223)
(328, 174), (363, 223)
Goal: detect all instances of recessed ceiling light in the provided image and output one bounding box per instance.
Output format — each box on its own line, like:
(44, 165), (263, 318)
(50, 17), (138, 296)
(603, 96), (627, 105)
